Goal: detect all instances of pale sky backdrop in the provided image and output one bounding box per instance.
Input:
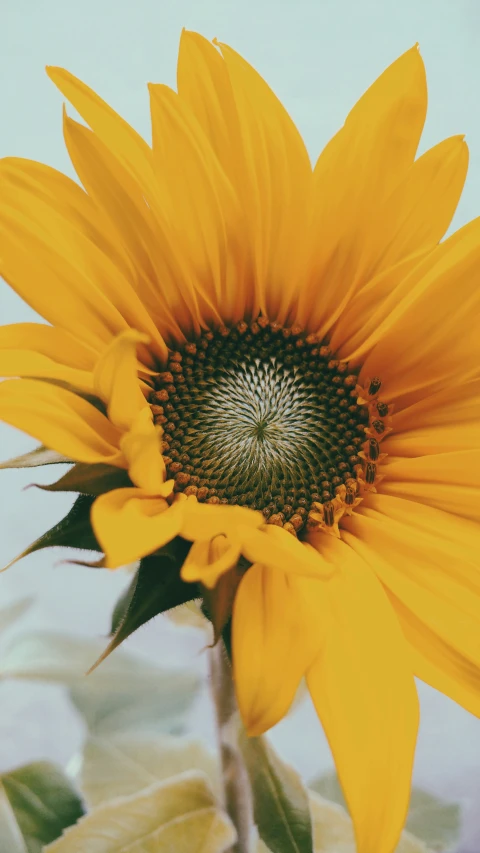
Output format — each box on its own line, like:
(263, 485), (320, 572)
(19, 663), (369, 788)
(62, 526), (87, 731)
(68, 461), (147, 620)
(1, 1), (479, 850)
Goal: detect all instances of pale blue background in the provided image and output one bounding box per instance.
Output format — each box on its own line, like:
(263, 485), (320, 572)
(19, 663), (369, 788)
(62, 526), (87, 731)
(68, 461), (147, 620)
(1, 1), (479, 850)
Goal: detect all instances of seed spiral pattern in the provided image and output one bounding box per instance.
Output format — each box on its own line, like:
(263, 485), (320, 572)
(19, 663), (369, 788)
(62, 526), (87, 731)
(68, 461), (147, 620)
(149, 319), (372, 535)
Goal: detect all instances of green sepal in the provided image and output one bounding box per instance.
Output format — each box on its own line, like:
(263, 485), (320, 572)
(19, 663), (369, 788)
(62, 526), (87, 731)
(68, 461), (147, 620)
(33, 462), (131, 496)
(0, 445), (72, 469)
(5, 495), (100, 570)
(89, 538), (197, 672)
(202, 563), (244, 645)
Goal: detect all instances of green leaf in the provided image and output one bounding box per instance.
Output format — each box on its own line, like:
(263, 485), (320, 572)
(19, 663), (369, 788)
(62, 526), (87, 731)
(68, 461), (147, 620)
(80, 734), (219, 807)
(0, 761), (84, 853)
(239, 732), (313, 853)
(94, 542), (195, 670)
(33, 462), (131, 495)
(6, 495), (100, 570)
(0, 597), (33, 636)
(0, 446), (71, 469)
(43, 771), (235, 853)
(406, 787), (461, 850)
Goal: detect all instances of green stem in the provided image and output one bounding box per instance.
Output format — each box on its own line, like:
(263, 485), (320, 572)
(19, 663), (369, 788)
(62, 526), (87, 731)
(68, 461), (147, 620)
(209, 641), (254, 853)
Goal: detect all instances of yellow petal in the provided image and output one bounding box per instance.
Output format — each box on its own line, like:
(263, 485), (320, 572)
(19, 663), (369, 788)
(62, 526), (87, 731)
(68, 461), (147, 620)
(0, 379), (123, 464)
(0, 323), (95, 391)
(384, 378), (480, 456)
(241, 524), (334, 578)
(0, 166), (166, 362)
(356, 218), (480, 404)
(232, 564), (326, 735)
(91, 488), (183, 568)
(46, 66), (154, 187)
(216, 40), (312, 321)
(0, 322), (96, 370)
(177, 31), (239, 183)
(120, 408), (171, 496)
(364, 135), (468, 277)
(93, 330), (150, 430)
(0, 156), (135, 296)
(181, 536), (241, 588)
(306, 536), (419, 853)
(179, 499), (263, 542)
(381, 450), (480, 521)
(61, 114), (183, 350)
(392, 594), (480, 718)
(59, 91), (201, 341)
(0, 186), (129, 352)
(344, 496), (480, 716)
(148, 82), (243, 326)
(298, 45), (427, 333)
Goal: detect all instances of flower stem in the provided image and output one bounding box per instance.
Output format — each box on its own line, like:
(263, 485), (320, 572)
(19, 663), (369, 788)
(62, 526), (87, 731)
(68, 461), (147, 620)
(209, 641), (254, 853)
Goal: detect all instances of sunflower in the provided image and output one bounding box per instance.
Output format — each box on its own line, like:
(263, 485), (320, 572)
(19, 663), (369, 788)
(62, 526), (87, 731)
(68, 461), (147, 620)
(0, 29), (479, 853)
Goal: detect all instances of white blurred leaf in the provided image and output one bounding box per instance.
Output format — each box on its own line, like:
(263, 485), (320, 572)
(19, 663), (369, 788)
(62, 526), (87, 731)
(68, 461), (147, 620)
(69, 674), (198, 737)
(0, 630), (199, 736)
(80, 734), (219, 806)
(0, 630), (197, 692)
(0, 597), (33, 636)
(407, 788), (460, 850)
(44, 771), (235, 853)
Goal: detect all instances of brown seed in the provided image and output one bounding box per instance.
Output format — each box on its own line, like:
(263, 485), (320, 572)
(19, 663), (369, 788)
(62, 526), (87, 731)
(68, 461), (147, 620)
(268, 513), (285, 526)
(197, 486), (209, 501)
(158, 372), (174, 384)
(175, 472), (191, 486)
(184, 485), (198, 496)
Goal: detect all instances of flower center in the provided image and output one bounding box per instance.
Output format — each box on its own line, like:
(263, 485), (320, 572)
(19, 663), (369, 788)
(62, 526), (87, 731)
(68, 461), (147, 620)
(150, 319), (379, 536)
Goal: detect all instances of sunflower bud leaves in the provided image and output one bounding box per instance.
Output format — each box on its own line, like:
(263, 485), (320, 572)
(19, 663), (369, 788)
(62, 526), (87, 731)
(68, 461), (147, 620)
(202, 563), (244, 644)
(2, 495), (100, 573)
(33, 462), (131, 496)
(86, 540), (196, 673)
(0, 445), (71, 469)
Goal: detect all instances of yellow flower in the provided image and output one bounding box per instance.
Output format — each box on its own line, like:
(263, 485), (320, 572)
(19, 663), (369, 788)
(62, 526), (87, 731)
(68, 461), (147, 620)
(0, 30), (479, 853)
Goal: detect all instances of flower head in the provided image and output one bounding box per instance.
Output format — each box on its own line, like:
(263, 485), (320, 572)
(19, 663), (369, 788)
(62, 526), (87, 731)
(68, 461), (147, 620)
(0, 31), (479, 853)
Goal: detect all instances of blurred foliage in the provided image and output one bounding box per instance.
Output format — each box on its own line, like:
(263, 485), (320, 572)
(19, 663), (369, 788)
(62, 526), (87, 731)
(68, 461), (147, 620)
(0, 596), (456, 852)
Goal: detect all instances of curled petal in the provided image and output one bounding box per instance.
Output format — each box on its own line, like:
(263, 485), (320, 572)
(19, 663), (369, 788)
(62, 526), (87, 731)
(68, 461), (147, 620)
(91, 488), (183, 568)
